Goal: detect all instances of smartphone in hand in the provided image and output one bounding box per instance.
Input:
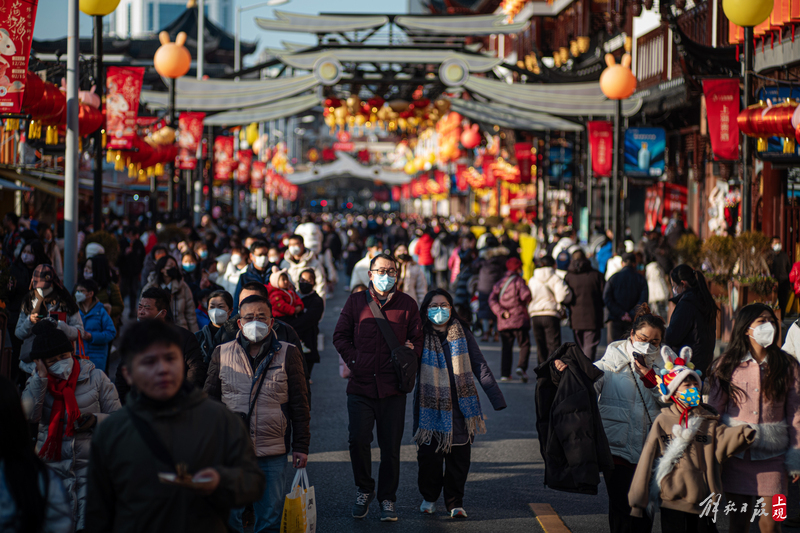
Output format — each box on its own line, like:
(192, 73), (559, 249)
(633, 352), (647, 367)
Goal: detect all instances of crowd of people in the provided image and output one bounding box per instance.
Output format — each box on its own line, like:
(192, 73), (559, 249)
(0, 209), (798, 533)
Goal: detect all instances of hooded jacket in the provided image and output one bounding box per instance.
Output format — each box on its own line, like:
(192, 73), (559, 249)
(564, 259), (604, 330)
(142, 273), (199, 333)
(536, 343), (614, 495)
(645, 262), (670, 303)
(475, 246), (510, 295)
(85, 385), (264, 533)
(489, 271), (532, 330)
(79, 300), (117, 368)
(22, 359), (121, 530)
(629, 404), (755, 517)
(280, 249), (327, 300)
(594, 340), (666, 464)
(663, 289), (717, 374)
(527, 266), (572, 318)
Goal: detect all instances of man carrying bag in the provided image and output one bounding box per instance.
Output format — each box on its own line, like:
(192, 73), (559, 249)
(333, 253), (423, 522)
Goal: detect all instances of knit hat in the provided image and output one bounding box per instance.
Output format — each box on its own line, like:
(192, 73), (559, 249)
(269, 266), (289, 288)
(658, 346), (702, 402)
(506, 257), (522, 271)
(85, 242), (105, 258)
(29, 320), (74, 361)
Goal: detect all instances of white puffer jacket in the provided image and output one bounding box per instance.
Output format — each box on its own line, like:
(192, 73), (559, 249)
(527, 267), (572, 317)
(645, 262), (670, 304)
(21, 359), (121, 530)
(594, 340), (665, 464)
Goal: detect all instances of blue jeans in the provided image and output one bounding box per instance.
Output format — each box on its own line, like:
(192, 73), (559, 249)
(229, 454), (287, 533)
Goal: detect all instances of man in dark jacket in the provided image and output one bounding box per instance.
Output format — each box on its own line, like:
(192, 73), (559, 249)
(603, 253), (648, 342)
(333, 253), (423, 522)
(204, 295), (310, 533)
(85, 320), (265, 533)
(114, 288), (206, 403)
(283, 268), (325, 377)
(233, 240), (274, 313)
(534, 343), (613, 495)
(771, 235), (793, 315)
(118, 226), (147, 319)
(564, 251), (605, 360)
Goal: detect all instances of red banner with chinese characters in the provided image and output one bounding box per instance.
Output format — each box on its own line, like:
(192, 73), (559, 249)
(703, 79), (740, 161)
(236, 150), (253, 185)
(213, 136), (234, 181)
(391, 186), (401, 202)
(587, 121), (613, 177)
(515, 143), (534, 184)
(455, 164), (468, 192)
(176, 112), (205, 170)
(0, 0), (39, 113)
(645, 182), (688, 232)
(105, 66), (145, 150)
(251, 160), (266, 190)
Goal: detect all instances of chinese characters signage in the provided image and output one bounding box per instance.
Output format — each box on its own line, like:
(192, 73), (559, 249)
(587, 121), (613, 177)
(624, 127), (665, 178)
(703, 79), (740, 161)
(176, 112), (205, 170)
(213, 136), (234, 181)
(106, 66), (145, 150)
(0, 0), (39, 113)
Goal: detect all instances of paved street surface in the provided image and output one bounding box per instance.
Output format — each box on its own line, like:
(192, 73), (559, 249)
(108, 285), (800, 532)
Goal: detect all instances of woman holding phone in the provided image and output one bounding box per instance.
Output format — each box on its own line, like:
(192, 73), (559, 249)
(21, 320), (120, 530)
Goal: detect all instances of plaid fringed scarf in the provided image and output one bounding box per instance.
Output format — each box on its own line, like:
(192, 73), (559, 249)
(413, 320), (485, 453)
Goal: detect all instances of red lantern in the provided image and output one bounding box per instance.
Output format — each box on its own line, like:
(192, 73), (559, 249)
(461, 124), (481, 149)
(737, 102), (768, 137)
(21, 72), (45, 111)
(763, 99), (798, 137)
(78, 103), (104, 136)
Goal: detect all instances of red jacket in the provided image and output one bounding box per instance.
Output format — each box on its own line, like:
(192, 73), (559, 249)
(791, 262), (800, 296)
(333, 288), (423, 398)
(266, 283), (304, 318)
(415, 234), (435, 266)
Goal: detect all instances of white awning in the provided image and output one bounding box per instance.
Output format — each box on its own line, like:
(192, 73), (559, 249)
(278, 49), (502, 73)
(394, 14), (529, 35)
(204, 94), (321, 126)
(448, 98), (583, 132)
(288, 153), (411, 185)
(255, 11), (389, 33)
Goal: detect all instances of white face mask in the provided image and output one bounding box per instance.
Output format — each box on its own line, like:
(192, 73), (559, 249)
(242, 320), (270, 343)
(48, 358), (73, 380)
(773, 243), (782, 253)
(21, 252), (35, 265)
(230, 254), (242, 266)
(632, 340), (658, 355)
(268, 255), (281, 264)
(36, 286), (53, 298)
(74, 291), (86, 303)
(288, 246), (302, 257)
(208, 308), (229, 326)
(83, 270), (93, 279)
(253, 256), (268, 269)
(750, 322), (775, 348)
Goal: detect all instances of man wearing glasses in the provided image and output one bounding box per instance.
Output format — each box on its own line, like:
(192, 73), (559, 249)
(333, 253), (423, 522)
(204, 295), (310, 533)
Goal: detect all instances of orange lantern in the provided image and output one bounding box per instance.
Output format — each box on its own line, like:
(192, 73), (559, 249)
(461, 123), (481, 149)
(599, 54), (637, 100)
(154, 31), (191, 79)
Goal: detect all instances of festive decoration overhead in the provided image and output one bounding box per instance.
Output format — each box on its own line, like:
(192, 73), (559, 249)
(599, 54), (637, 100)
(154, 31), (191, 79)
(79, 0), (120, 16)
(722, 0), (772, 27)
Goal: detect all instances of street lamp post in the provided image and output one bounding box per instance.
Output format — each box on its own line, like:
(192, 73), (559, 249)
(235, 0), (290, 76)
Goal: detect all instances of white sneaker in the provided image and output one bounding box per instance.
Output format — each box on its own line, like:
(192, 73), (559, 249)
(450, 508), (468, 518)
(420, 500), (436, 514)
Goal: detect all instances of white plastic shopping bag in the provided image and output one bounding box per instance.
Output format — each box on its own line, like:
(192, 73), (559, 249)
(280, 468), (316, 533)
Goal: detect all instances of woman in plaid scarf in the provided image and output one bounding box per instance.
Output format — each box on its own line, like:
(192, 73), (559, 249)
(412, 288), (506, 519)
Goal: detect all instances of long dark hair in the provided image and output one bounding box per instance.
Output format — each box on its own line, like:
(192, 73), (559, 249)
(0, 376), (50, 533)
(81, 254), (111, 290)
(670, 264), (718, 326)
(709, 303), (796, 404)
(419, 288), (468, 334)
(154, 255), (181, 285)
(16, 239), (51, 269)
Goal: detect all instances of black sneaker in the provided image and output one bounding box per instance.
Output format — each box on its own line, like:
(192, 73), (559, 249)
(380, 500), (398, 522)
(352, 490), (374, 519)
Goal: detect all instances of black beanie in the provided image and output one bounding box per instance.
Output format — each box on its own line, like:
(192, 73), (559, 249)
(30, 320), (74, 361)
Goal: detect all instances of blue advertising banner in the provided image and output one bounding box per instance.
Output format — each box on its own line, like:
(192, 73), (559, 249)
(624, 127), (665, 178)
(548, 145), (573, 180)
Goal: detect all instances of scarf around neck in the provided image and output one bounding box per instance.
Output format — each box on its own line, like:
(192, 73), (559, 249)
(414, 320), (485, 453)
(39, 357), (81, 461)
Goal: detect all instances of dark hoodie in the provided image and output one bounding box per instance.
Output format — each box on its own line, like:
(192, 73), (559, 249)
(664, 289), (716, 374)
(564, 259), (605, 331)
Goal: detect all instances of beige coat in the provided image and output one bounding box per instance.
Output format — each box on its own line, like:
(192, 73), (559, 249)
(398, 261), (427, 305)
(142, 273), (199, 332)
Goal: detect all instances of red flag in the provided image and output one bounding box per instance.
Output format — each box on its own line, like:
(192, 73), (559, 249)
(105, 66), (145, 150)
(587, 121), (613, 177)
(515, 143), (534, 184)
(703, 79), (740, 161)
(176, 112), (205, 170)
(0, 0), (39, 114)
(236, 150), (253, 185)
(213, 136), (234, 181)
(251, 160), (266, 190)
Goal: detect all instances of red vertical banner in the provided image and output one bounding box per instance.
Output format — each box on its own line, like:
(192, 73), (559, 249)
(213, 136), (234, 181)
(251, 160), (266, 190)
(391, 186), (401, 202)
(703, 79), (740, 161)
(587, 121), (613, 177)
(105, 66), (145, 150)
(236, 150), (253, 185)
(0, 0), (39, 113)
(514, 142), (533, 184)
(176, 112), (205, 170)
(455, 164), (468, 192)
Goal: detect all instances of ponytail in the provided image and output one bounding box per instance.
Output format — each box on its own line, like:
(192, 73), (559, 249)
(670, 264), (718, 327)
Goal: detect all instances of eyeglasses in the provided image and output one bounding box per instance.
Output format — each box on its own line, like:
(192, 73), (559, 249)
(634, 333), (661, 347)
(370, 269), (397, 277)
(429, 304), (451, 310)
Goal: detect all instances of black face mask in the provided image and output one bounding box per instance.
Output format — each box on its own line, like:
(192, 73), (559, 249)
(397, 254), (412, 263)
(298, 282), (314, 295)
(166, 267), (181, 280)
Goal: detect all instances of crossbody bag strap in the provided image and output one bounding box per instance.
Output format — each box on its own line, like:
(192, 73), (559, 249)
(126, 406), (176, 471)
(366, 292), (401, 351)
(498, 274), (517, 302)
(246, 343), (278, 425)
(629, 363), (654, 427)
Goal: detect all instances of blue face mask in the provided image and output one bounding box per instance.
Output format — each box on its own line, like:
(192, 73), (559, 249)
(373, 274), (395, 292)
(182, 263), (197, 273)
(677, 387), (701, 408)
(428, 307), (450, 325)
(199, 250), (208, 259)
